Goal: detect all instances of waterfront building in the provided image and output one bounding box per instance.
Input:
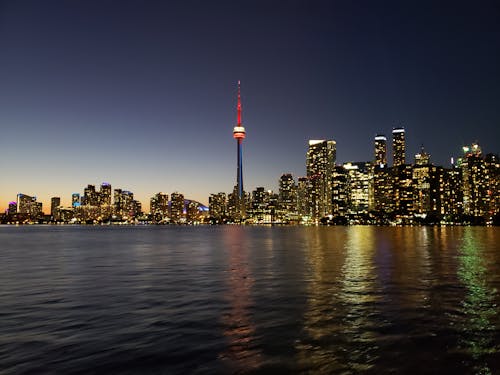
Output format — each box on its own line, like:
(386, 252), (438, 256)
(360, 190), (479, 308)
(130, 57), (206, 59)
(411, 151), (443, 219)
(50, 197), (61, 218)
(343, 162), (370, 216)
(393, 164), (414, 219)
(485, 153), (500, 216)
(369, 164), (395, 223)
(297, 177), (310, 222)
(17, 193), (40, 219)
(460, 143), (490, 218)
(392, 127), (406, 167)
(209, 193), (227, 223)
(83, 184), (99, 206)
(186, 200), (203, 223)
(150, 192), (169, 222)
(100, 183), (112, 206)
(442, 166), (463, 219)
(277, 173), (297, 222)
(306, 139), (336, 221)
(170, 192), (185, 224)
(331, 166), (350, 219)
(374, 135), (388, 167)
(113, 189), (139, 220)
(248, 187), (271, 223)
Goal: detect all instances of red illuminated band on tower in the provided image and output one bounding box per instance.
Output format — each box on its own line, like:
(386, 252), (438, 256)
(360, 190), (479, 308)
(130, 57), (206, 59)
(233, 80), (246, 140)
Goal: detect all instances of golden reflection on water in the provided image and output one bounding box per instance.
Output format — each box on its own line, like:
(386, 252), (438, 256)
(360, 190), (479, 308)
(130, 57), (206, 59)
(218, 227), (261, 371)
(457, 228), (498, 374)
(296, 227), (380, 373)
(338, 226), (380, 371)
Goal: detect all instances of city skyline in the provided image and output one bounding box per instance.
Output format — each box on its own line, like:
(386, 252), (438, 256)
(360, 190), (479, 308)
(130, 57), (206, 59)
(1, 1), (499, 212)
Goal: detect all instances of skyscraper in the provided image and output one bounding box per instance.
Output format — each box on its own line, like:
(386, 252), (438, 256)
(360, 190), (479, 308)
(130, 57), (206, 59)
(343, 162), (370, 215)
(374, 135), (387, 167)
(306, 139), (336, 220)
(50, 197), (60, 218)
(150, 192), (169, 222)
(392, 127), (406, 167)
(100, 183), (112, 206)
(209, 192), (227, 223)
(460, 143), (490, 218)
(170, 192), (185, 224)
(232, 81), (246, 220)
(278, 173), (297, 222)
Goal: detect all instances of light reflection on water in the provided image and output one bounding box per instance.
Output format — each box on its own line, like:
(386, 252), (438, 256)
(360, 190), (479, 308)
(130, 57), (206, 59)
(457, 228), (498, 374)
(219, 227), (261, 371)
(0, 225), (499, 374)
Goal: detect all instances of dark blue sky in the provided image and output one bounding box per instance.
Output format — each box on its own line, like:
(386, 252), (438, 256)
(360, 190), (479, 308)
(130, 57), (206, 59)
(1, 0), (499, 210)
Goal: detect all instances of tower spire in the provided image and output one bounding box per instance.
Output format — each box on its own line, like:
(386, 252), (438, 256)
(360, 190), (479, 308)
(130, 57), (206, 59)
(237, 80), (242, 125)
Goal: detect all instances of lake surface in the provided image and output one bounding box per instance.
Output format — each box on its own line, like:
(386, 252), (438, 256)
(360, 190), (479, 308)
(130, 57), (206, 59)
(0, 226), (499, 374)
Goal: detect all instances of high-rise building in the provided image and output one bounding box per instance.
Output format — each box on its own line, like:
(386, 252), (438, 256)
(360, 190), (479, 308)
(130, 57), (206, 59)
(392, 127), (406, 167)
(100, 183), (112, 206)
(370, 166), (394, 215)
(278, 173), (297, 222)
(82, 184), (99, 206)
(209, 193), (227, 223)
(170, 192), (185, 223)
(343, 162), (370, 216)
(374, 135), (388, 167)
(113, 189), (139, 220)
(16, 193), (41, 221)
(306, 139), (336, 220)
(412, 161), (443, 219)
(248, 187), (272, 223)
(331, 166), (350, 219)
(297, 177), (310, 221)
(150, 192), (169, 222)
(232, 81), (246, 220)
(393, 164), (414, 218)
(50, 197), (61, 218)
(485, 153), (500, 217)
(460, 143), (490, 218)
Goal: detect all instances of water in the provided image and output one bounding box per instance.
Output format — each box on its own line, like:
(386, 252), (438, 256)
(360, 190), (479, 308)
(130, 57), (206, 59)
(0, 226), (499, 374)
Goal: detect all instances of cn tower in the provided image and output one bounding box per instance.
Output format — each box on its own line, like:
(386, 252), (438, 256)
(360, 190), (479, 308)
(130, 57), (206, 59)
(233, 80), (246, 200)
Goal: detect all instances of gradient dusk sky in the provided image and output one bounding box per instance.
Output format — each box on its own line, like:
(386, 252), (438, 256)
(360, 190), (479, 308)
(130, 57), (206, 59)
(1, 0), (499, 212)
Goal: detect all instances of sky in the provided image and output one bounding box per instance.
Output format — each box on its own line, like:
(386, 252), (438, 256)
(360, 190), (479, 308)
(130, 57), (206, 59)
(1, 0), (499, 212)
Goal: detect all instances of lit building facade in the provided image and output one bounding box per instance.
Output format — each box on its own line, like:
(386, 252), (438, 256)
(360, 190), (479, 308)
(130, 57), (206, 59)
(306, 139), (336, 221)
(170, 192), (185, 223)
(297, 177), (310, 221)
(485, 153), (500, 216)
(331, 166), (349, 218)
(150, 192), (169, 222)
(209, 193), (227, 223)
(17, 193), (42, 221)
(460, 143), (490, 218)
(343, 162), (370, 216)
(442, 166), (463, 219)
(50, 197), (61, 218)
(374, 135), (388, 167)
(392, 127), (406, 167)
(277, 173), (297, 222)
